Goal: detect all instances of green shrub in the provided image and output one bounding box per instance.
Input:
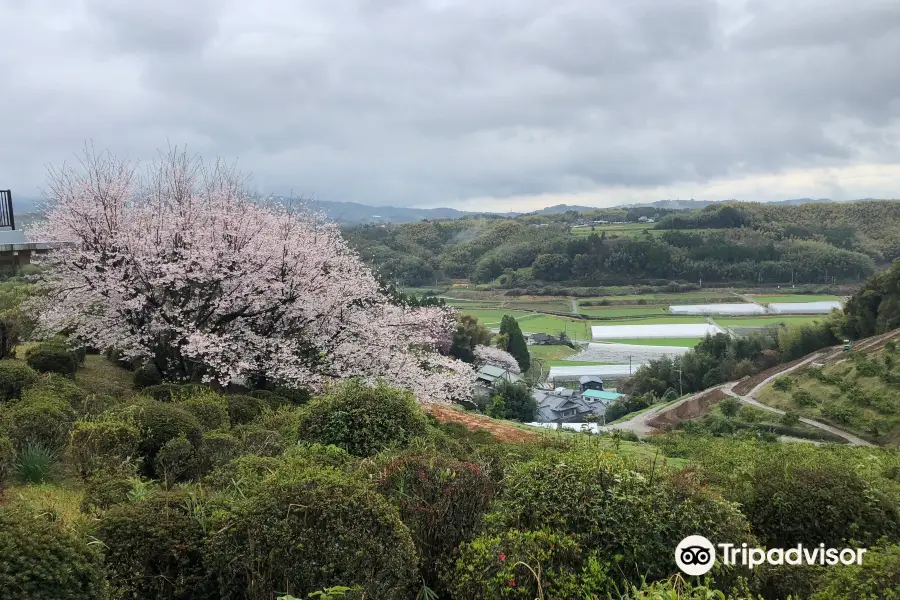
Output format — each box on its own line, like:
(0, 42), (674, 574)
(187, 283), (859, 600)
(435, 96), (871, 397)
(0, 360), (37, 401)
(743, 460), (900, 547)
(271, 385), (311, 405)
(792, 389), (818, 407)
(781, 410), (801, 427)
(205, 466), (418, 600)
(234, 425), (284, 456)
(141, 383), (183, 402)
(0, 436), (14, 489)
(96, 495), (213, 600)
(448, 529), (608, 600)
(2, 394), (75, 449)
(156, 436), (197, 483)
(69, 416), (141, 477)
(0, 506), (107, 599)
(197, 431), (242, 475)
(227, 394), (264, 425)
(811, 542), (900, 599)
(772, 376), (793, 391)
(820, 402), (859, 425)
(80, 466), (140, 514)
(374, 455), (495, 593)
(177, 390), (230, 430)
(133, 362), (163, 389)
(26, 373), (89, 406)
(481, 450), (752, 589)
(297, 380), (429, 457)
(25, 341), (79, 376)
(123, 400), (203, 478)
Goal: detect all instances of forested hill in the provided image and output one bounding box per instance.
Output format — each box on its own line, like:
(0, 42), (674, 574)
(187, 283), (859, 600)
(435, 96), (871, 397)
(343, 200), (900, 287)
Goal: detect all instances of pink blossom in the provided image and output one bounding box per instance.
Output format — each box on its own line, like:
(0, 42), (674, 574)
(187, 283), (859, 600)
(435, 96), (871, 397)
(29, 148), (473, 404)
(473, 345), (521, 374)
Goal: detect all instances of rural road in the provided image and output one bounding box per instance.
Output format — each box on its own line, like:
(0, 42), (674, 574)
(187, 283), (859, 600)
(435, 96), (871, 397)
(604, 349), (874, 446)
(719, 352), (874, 446)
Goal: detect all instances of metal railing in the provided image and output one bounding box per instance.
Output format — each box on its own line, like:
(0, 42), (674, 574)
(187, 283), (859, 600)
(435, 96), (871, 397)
(0, 190), (13, 229)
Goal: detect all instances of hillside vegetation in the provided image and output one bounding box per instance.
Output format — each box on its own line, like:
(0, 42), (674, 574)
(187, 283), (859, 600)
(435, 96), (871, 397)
(344, 201), (900, 287)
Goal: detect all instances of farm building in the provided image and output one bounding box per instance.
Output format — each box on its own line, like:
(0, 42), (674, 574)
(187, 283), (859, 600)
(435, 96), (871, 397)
(669, 303), (766, 316)
(579, 375), (603, 391)
(767, 301), (842, 314)
(548, 364), (644, 386)
(473, 365), (524, 401)
(590, 323), (723, 340)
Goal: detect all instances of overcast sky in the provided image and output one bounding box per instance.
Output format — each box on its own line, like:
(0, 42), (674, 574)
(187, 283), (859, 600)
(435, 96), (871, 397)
(2, 0), (899, 211)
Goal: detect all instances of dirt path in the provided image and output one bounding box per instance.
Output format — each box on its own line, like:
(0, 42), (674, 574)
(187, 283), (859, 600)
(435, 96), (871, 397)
(570, 299), (578, 315)
(612, 347), (873, 446)
(425, 404), (542, 443)
(717, 352), (874, 446)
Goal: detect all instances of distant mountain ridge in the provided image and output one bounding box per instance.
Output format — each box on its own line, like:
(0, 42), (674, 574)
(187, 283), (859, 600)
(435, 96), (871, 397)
(11, 193), (893, 226)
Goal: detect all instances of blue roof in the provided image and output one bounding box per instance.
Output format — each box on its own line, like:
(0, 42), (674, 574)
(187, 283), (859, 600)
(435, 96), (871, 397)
(582, 390), (624, 401)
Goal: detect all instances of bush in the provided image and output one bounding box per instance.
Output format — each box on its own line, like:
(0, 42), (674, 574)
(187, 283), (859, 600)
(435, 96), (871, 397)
(27, 373), (89, 406)
(177, 390), (230, 430)
(0, 436), (13, 489)
(480, 450), (752, 589)
(449, 529), (607, 600)
(742, 460), (900, 547)
(123, 400), (203, 478)
(374, 455), (495, 594)
(2, 394), (75, 450)
(141, 383), (184, 402)
(205, 466), (418, 600)
(133, 363), (162, 389)
(0, 506), (107, 599)
(772, 376), (793, 392)
(792, 389), (818, 407)
(236, 425), (284, 456)
(197, 431), (242, 475)
(297, 380), (429, 457)
(96, 495), (213, 600)
(226, 394), (264, 425)
(25, 341), (79, 376)
(718, 396), (741, 418)
(156, 436), (197, 483)
(0, 360), (38, 401)
(811, 542), (900, 599)
(69, 416), (141, 477)
(80, 467), (139, 514)
(781, 410), (801, 427)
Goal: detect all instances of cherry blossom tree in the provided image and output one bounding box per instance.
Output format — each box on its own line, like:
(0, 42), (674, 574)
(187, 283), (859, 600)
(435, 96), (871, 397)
(29, 148), (472, 404)
(473, 345), (521, 375)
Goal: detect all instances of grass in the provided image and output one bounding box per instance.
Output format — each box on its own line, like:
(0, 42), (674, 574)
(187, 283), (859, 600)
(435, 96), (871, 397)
(529, 345), (579, 361)
(751, 294), (842, 304)
(457, 308), (532, 325)
(599, 338), (703, 347)
(517, 314), (592, 338)
(713, 315), (825, 327)
(74, 354), (136, 398)
(15, 443), (57, 484)
(5, 483), (86, 527)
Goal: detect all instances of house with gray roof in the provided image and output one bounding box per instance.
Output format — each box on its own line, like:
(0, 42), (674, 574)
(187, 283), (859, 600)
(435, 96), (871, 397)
(533, 387), (620, 424)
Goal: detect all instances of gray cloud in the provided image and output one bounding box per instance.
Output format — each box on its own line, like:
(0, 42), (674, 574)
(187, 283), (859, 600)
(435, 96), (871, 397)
(1, 0), (899, 208)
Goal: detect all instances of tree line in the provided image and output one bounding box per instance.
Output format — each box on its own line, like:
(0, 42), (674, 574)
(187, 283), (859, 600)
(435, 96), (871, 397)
(344, 201), (899, 287)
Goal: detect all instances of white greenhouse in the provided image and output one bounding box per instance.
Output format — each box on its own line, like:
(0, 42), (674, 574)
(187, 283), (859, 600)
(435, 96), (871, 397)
(668, 303), (766, 316)
(590, 323), (723, 340)
(767, 301), (842, 314)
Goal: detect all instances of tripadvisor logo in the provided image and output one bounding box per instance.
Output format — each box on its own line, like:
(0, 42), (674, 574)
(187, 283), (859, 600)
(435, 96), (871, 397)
(675, 535), (867, 575)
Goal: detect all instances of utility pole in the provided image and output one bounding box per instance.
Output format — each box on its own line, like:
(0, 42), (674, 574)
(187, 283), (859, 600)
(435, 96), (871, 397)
(676, 368), (683, 396)
(629, 355), (633, 375)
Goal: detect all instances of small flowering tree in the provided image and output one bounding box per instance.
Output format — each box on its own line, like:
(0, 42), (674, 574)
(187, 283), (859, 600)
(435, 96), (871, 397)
(474, 345), (521, 375)
(29, 148), (472, 403)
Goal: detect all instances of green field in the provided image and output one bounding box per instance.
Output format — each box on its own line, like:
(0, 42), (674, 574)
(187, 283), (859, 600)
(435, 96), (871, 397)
(519, 314), (592, 338)
(599, 338), (703, 347)
(569, 223), (658, 237)
(750, 294), (842, 304)
(528, 344), (613, 367)
(714, 315), (825, 327)
(457, 308), (531, 325)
